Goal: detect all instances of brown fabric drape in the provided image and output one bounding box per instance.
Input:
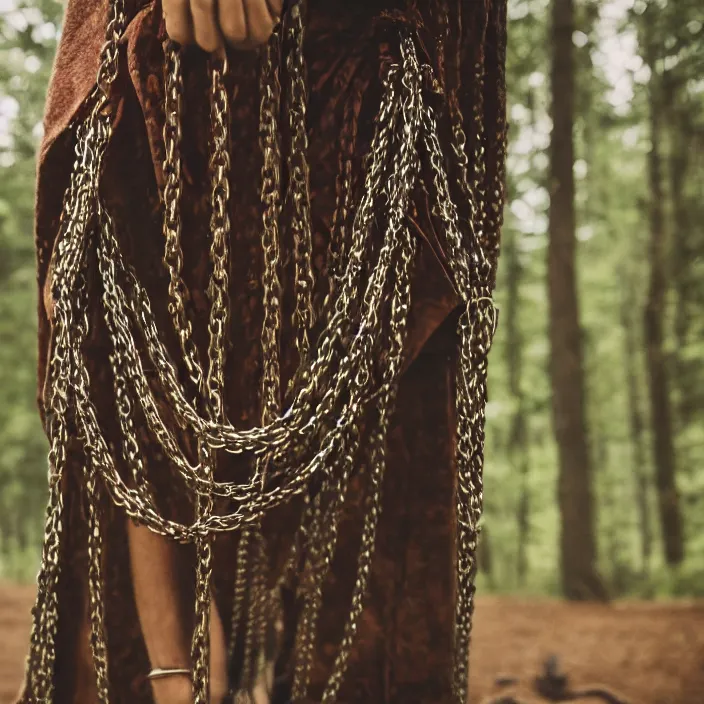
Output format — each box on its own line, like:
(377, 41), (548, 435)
(25, 1), (507, 701)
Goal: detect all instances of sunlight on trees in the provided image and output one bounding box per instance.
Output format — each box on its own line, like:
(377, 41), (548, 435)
(0, 0), (702, 598)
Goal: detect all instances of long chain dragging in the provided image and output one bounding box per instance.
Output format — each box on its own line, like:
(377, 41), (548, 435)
(23, 0), (499, 702)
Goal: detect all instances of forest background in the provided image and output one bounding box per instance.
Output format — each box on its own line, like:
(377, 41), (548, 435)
(0, 0), (702, 606)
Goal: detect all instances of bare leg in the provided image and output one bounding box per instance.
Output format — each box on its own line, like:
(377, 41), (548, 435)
(127, 519), (228, 704)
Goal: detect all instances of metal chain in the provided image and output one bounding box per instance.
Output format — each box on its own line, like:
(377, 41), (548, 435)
(192, 444), (215, 704)
(290, 422), (359, 698)
(117, 63), (404, 466)
(415, 12), (501, 699)
(162, 41), (205, 395)
(257, 27), (284, 449)
(290, 55), (413, 696)
(324, 72), (364, 310)
(448, 13), (509, 688)
(192, 55), (234, 704)
(320, 35), (422, 700)
(419, 91), (498, 704)
(85, 70), (407, 535)
(204, 58), (232, 424)
(237, 30), (285, 694)
(24, 0), (126, 698)
(238, 534), (266, 694)
(322, 224), (418, 703)
(285, 0), (316, 363)
(51, 37), (468, 539)
(27, 2), (502, 701)
(72, 266), (111, 704)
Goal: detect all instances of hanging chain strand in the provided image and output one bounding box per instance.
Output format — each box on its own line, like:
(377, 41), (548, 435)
(73, 263), (111, 704)
(162, 41), (205, 395)
(290, 64), (406, 700)
(321, 35), (423, 701)
(24, 0), (126, 699)
(192, 55), (234, 704)
(324, 72), (364, 310)
(238, 28), (285, 695)
(286, 0), (316, 363)
(419, 8), (499, 697)
(419, 93), (498, 702)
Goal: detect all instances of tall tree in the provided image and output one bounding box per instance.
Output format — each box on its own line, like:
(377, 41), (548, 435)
(640, 4), (685, 566)
(665, 61), (698, 432)
(620, 262), (652, 579)
(547, 0), (605, 601)
(504, 223), (530, 586)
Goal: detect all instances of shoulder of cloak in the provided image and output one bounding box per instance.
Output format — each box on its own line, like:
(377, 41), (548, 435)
(40, 0), (106, 162)
(40, 0), (153, 163)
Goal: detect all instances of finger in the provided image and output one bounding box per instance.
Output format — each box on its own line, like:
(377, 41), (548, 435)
(163, 0), (195, 45)
(243, 0), (276, 45)
(190, 0), (223, 53)
(218, 0), (248, 45)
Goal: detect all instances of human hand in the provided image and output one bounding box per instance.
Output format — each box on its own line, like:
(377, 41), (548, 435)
(163, 0), (284, 52)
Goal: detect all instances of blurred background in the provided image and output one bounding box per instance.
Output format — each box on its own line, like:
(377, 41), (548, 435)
(0, 0), (702, 702)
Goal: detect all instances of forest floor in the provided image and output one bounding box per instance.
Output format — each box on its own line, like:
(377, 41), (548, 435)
(0, 584), (702, 703)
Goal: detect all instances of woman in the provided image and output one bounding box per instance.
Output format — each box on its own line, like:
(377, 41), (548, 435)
(19, 0), (507, 702)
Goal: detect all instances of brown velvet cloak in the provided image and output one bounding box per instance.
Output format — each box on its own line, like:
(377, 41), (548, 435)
(27, 0), (507, 701)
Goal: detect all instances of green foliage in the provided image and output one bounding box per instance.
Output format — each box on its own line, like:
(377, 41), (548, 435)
(483, 0), (704, 598)
(0, 0), (702, 598)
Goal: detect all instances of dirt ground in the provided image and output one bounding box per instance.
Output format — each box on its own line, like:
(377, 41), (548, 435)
(1, 584), (702, 703)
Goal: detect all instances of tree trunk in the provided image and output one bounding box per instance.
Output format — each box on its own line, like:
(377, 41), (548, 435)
(548, 0), (606, 601)
(504, 226), (530, 587)
(643, 32), (685, 566)
(477, 524), (495, 589)
(595, 430), (627, 595)
(620, 269), (653, 579)
(668, 103), (695, 428)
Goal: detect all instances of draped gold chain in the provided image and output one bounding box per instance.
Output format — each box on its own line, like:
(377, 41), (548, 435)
(23, 1), (499, 702)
